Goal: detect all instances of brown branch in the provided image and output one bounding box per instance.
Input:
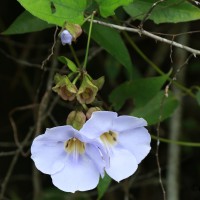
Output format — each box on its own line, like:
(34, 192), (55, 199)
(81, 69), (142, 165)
(0, 127), (34, 199)
(9, 104), (38, 156)
(139, 0), (165, 28)
(32, 28), (60, 200)
(0, 151), (16, 157)
(166, 24), (189, 200)
(0, 48), (41, 68)
(41, 26), (58, 69)
(89, 19), (200, 56)
(155, 94), (167, 200)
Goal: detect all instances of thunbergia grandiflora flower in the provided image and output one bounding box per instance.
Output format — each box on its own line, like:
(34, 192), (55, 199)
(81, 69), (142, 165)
(60, 30), (73, 45)
(81, 111), (151, 182)
(31, 125), (108, 193)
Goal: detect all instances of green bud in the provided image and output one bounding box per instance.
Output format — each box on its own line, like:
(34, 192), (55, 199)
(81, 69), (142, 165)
(86, 107), (101, 119)
(52, 74), (77, 101)
(64, 22), (82, 42)
(66, 111), (86, 130)
(77, 75), (98, 104)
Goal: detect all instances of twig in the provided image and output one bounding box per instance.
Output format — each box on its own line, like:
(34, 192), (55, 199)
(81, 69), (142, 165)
(123, 32), (195, 98)
(139, 0), (165, 28)
(88, 47), (103, 62)
(167, 24), (189, 200)
(89, 19), (200, 56)
(32, 29), (60, 200)
(155, 24), (192, 200)
(155, 94), (167, 200)
(0, 151), (16, 157)
(41, 26), (58, 69)
(9, 104), (38, 156)
(0, 142), (17, 147)
(0, 48), (41, 68)
(0, 127), (34, 199)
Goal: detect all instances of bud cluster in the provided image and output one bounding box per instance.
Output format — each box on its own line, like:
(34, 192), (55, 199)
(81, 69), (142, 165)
(54, 22), (104, 130)
(52, 72), (104, 105)
(66, 107), (101, 130)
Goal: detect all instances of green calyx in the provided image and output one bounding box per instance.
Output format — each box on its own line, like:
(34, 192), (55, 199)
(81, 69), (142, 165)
(77, 74), (98, 104)
(60, 22), (82, 42)
(52, 73), (77, 101)
(66, 111), (86, 130)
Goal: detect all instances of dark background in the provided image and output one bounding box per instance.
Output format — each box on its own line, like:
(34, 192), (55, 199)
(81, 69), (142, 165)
(1, 1), (200, 200)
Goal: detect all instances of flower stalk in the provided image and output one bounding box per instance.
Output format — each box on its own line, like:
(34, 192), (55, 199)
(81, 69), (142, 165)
(83, 12), (95, 70)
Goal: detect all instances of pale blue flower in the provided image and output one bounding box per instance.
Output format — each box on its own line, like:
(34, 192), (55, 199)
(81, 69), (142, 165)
(80, 111), (151, 182)
(60, 30), (73, 45)
(31, 125), (108, 193)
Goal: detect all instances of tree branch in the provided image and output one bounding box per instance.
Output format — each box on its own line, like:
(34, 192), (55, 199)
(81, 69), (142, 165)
(90, 19), (200, 56)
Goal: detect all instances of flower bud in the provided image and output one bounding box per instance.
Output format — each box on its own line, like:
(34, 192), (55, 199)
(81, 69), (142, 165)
(52, 74), (77, 101)
(77, 75), (98, 104)
(66, 111), (86, 130)
(86, 107), (101, 119)
(60, 30), (73, 45)
(65, 23), (82, 41)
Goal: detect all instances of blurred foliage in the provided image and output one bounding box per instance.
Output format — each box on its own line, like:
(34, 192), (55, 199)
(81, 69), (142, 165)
(124, 0), (200, 23)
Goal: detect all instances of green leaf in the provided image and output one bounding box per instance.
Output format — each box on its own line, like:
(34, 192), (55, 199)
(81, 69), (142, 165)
(40, 188), (67, 200)
(95, 0), (133, 17)
(132, 91), (179, 125)
(196, 89), (200, 106)
(84, 22), (138, 79)
(105, 56), (121, 84)
(57, 56), (78, 72)
(18, 0), (87, 26)
(124, 0), (200, 24)
(109, 75), (168, 111)
(97, 174), (112, 200)
(2, 11), (53, 35)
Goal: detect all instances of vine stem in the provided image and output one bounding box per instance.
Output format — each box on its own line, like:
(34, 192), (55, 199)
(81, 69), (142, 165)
(83, 12), (95, 70)
(69, 45), (81, 68)
(123, 32), (195, 98)
(151, 135), (200, 147)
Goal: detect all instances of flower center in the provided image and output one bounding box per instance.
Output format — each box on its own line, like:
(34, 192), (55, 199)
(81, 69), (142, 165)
(64, 137), (85, 154)
(100, 131), (117, 147)
(81, 88), (92, 100)
(60, 86), (75, 100)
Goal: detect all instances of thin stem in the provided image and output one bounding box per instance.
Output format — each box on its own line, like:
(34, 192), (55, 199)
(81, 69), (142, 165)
(123, 31), (164, 75)
(151, 135), (200, 147)
(89, 19), (200, 56)
(41, 26), (58, 69)
(155, 95), (166, 200)
(69, 45), (81, 68)
(83, 12), (95, 70)
(82, 103), (88, 111)
(123, 32), (195, 98)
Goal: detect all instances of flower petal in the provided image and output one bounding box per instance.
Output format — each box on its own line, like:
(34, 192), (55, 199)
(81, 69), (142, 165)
(31, 141), (66, 174)
(37, 125), (75, 142)
(118, 127), (151, 163)
(51, 154), (100, 192)
(112, 116), (147, 132)
(61, 30), (73, 45)
(105, 146), (138, 182)
(31, 125), (80, 174)
(85, 144), (105, 178)
(80, 111), (118, 139)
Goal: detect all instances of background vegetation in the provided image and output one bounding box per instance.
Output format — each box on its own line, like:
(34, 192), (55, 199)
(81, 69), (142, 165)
(1, 0), (200, 200)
